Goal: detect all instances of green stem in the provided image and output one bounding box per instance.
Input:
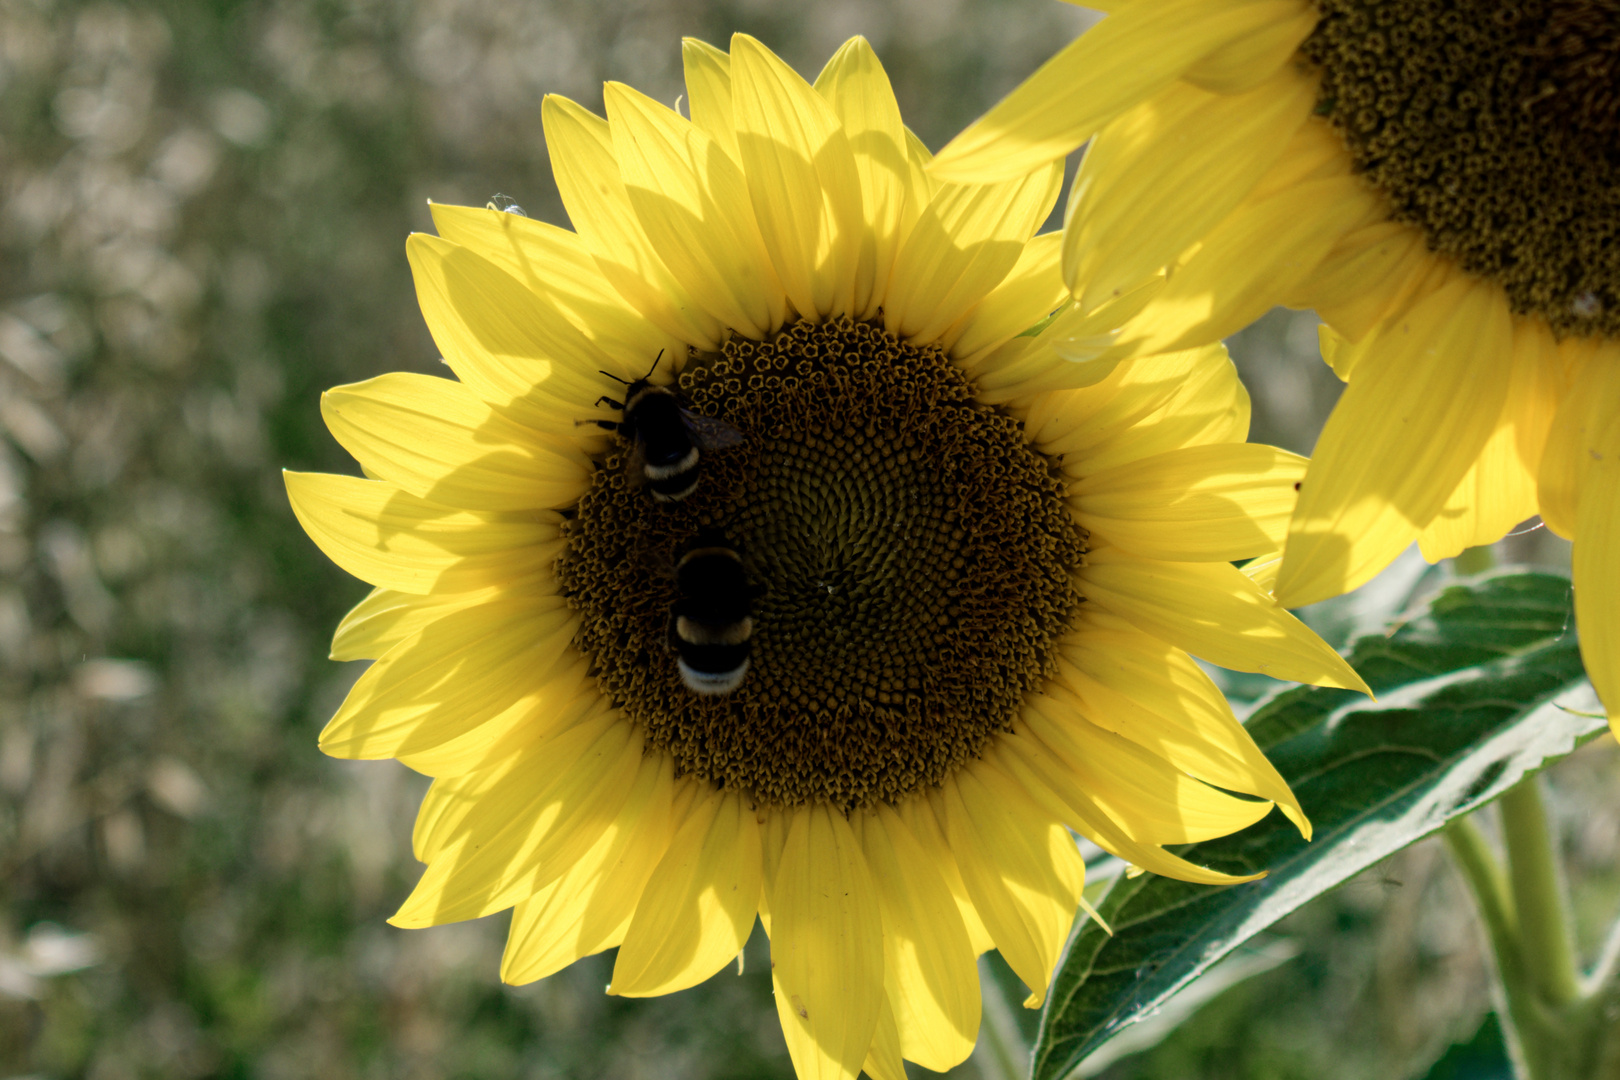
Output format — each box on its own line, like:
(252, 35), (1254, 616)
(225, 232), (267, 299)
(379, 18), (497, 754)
(1444, 817), (1519, 976)
(1500, 779), (1582, 1007)
(1444, 778), (1620, 1080)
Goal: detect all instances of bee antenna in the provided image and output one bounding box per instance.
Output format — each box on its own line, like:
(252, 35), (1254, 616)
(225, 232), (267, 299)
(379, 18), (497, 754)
(598, 369), (631, 386)
(642, 350), (665, 381)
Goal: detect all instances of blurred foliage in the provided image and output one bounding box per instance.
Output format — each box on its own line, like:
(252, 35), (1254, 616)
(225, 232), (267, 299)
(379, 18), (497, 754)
(0, 0), (1611, 1078)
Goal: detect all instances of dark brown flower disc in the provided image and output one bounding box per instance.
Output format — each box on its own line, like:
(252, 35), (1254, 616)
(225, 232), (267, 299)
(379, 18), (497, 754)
(558, 317), (1085, 810)
(1303, 0), (1620, 336)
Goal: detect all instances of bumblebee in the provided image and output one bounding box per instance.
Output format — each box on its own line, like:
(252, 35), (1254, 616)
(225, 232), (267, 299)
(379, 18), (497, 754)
(594, 353), (743, 502)
(670, 534), (755, 695)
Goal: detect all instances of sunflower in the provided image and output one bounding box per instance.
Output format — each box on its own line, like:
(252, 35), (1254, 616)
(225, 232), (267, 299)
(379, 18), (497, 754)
(284, 34), (1364, 1080)
(931, 0), (1620, 719)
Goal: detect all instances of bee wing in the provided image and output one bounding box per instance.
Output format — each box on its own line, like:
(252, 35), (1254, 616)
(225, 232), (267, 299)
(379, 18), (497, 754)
(683, 412), (746, 450)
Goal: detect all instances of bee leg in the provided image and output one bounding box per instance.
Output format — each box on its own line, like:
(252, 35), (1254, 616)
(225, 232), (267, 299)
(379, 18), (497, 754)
(596, 395), (624, 411)
(576, 418), (620, 432)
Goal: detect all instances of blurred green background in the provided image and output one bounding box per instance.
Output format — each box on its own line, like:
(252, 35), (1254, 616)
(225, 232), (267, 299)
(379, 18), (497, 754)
(0, 0), (1608, 1077)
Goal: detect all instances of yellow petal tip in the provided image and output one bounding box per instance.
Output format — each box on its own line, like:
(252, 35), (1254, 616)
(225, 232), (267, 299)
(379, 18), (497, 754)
(1079, 896), (1113, 936)
(1284, 805), (1312, 842)
(1331, 664), (1374, 699)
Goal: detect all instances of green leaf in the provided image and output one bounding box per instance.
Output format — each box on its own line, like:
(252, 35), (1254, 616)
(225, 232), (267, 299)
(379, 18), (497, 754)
(1033, 572), (1605, 1080)
(1064, 939), (1299, 1077)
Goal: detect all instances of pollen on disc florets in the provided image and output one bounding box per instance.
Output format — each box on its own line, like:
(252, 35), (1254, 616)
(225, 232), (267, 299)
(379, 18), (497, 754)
(557, 316), (1085, 811)
(1301, 0), (1620, 337)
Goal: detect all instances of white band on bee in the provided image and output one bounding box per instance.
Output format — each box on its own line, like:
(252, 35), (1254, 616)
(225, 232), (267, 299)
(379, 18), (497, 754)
(677, 657), (749, 695)
(643, 447), (700, 480)
(676, 616), (754, 645)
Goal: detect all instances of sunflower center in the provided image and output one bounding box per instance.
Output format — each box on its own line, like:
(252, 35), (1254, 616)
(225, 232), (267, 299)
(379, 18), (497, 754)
(558, 317), (1084, 810)
(1302, 0), (1620, 336)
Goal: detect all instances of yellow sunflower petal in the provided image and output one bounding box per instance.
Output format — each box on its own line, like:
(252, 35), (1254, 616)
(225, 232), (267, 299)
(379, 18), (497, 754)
(1574, 386), (1620, 719)
(1248, 114), (1352, 196)
(604, 80), (787, 337)
(1179, 1), (1318, 92)
(1539, 384), (1591, 541)
(1417, 318), (1562, 560)
(1021, 692), (1276, 844)
(1538, 341), (1620, 539)
(813, 37), (911, 321)
(965, 281), (1172, 404)
(397, 657), (597, 778)
(1023, 344), (1209, 457)
(1080, 548), (1369, 692)
(402, 692), (606, 844)
(413, 758), (518, 864)
(500, 751), (676, 984)
(897, 798), (995, 956)
(391, 713), (642, 926)
(1068, 345), (1250, 472)
(730, 33), (863, 320)
(757, 800), (790, 917)
(903, 126), (938, 222)
(1508, 321), (1573, 479)
(610, 787), (762, 996)
(413, 772), (487, 866)
(938, 763), (1084, 1008)
(994, 735), (1262, 885)
(318, 596), (578, 759)
(320, 374), (591, 513)
(862, 804), (979, 1072)
(1118, 173), (1379, 354)
(427, 203), (683, 374)
(1317, 321), (1357, 380)
(501, 843), (623, 984)
(682, 38), (741, 163)
(1285, 220), (1430, 344)
(541, 94), (724, 348)
(1069, 443), (1307, 561)
(930, 0), (1306, 183)
(405, 698), (618, 863)
(284, 472), (562, 595)
(1277, 276), (1514, 607)
(1242, 552), (1283, 596)
(884, 160), (1064, 344)
(943, 231), (1067, 366)
(1056, 609), (1308, 835)
(330, 587), (499, 662)
(770, 804), (885, 1080)
(406, 233), (626, 427)
(861, 996), (907, 1080)
(1065, 68), (1316, 311)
